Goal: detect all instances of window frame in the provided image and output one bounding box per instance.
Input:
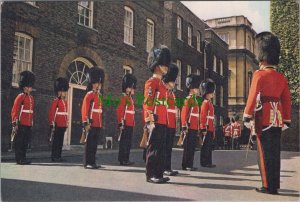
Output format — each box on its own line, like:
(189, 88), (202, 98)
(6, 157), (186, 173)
(146, 18), (155, 53)
(12, 32), (34, 87)
(196, 31), (201, 52)
(188, 25), (192, 46)
(220, 60), (223, 76)
(124, 6), (134, 45)
(78, 1), (94, 28)
(176, 60), (182, 90)
(123, 65), (133, 75)
(187, 65), (191, 76)
(213, 55), (217, 72)
(177, 16), (182, 40)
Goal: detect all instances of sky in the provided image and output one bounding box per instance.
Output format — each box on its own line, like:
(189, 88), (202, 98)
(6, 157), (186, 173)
(181, 1), (270, 33)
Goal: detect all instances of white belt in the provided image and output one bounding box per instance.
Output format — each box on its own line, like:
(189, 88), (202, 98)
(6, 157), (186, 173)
(167, 109), (176, 113)
(207, 116), (214, 119)
(92, 109), (102, 113)
(22, 110), (33, 113)
(190, 113), (199, 117)
(125, 110), (135, 114)
(56, 112), (68, 115)
(156, 101), (165, 105)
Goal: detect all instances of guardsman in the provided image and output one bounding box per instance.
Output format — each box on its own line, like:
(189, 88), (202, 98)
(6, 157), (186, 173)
(48, 77), (69, 162)
(81, 66), (105, 169)
(117, 73), (137, 165)
(11, 71), (35, 165)
(143, 45), (170, 183)
(222, 117), (232, 150)
(200, 78), (216, 168)
(163, 63), (179, 176)
(181, 74), (201, 171)
(243, 32), (291, 195)
(231, 115), (241, 150)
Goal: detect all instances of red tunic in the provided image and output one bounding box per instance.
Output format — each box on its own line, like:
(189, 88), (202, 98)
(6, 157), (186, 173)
(181, 95), (200, 130)
(48, 98), (68, 128)
(81, 91), (103, 128)
(244, 69), (291, 127)
(200, 99), (215, 132)
(223, 124), (232, 137)
(11, 93), (34, 126)
(166, 90), (176, 129)
(116, 94), (135, 127)
(143, 76), (167, 125)
(231, 122), (241, 137)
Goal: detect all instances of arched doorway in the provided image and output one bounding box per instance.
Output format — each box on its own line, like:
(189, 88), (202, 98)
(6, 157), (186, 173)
(64, 57), (94, 149)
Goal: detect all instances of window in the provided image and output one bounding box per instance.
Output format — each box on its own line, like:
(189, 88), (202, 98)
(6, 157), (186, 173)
(146, 19), (155, 52)
(196, 69), (200, 75)
(248, 35), (251, 51)
(176, 60), (182, 90)
(220, 86), (224, 107)
(213, 55), (217, 72)
(12, 32), (33, 86)
(123, 65), (132, 75)
(218, 33), (229, 44)
(188, 25), (192, 46)
(220, 60), (223, 76)
(187, 65), (191, 76)
(177, 16), (182, 40)
(196, 31), (201, 52)
(78, 1), (94, 28)
(213, 90), (217, 105)
(124, 6), (134, 45)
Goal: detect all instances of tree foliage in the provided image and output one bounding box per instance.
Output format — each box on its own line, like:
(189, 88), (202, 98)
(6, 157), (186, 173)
(270, 0), (299, 104)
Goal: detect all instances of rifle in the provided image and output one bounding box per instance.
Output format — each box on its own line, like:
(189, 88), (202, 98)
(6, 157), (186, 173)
(118, 100), (128, 142)
(48, 106), (59, 145)
(9, 99), (25, 152)
(80, 101), (94, 144)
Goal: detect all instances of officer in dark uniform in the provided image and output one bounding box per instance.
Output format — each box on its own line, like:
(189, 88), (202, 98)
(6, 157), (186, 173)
(11, 71), (35, 165)
(81, 67), (105, 169)
(48, 77), (69, 162)
(117, 73), (137, 165)
(143, 45), (170, 183)
(243, 32), (291, 195)
(163, 63), (179, 176)
(200, 79), (216, 168)
(181, 74), (201, 171)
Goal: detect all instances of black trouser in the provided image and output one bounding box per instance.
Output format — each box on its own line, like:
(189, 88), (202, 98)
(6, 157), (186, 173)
(201, 131), (213, 166)
(224, 136), (231, 150)
(146, 124), (166, 179)
(232, 137), (240, 150)
(257, 127), (281, 192)
(165, 127), (176, 171)
(51, 127), (67, 159)
(83, 127), (101, 166)
(15, 125), (31, 162)
(118, 126), (133, 163)
(182, 129), (197, 169)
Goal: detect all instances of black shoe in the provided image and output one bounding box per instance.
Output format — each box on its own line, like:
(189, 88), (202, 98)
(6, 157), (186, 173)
(164, 170), (179, 176)
(255, 187), (271, 194)
(84, 164), (101, 169)
(162, 177), (170, 182)
(16, 160), (31, 165)
(146, 177), (166, 184)
(120, 161), (135, 166)
(186, 167), (197, 171)
(202, 164), (216, 168)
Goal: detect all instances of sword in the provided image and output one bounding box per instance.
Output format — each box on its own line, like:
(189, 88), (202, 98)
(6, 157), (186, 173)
(245, 121), (256, 161)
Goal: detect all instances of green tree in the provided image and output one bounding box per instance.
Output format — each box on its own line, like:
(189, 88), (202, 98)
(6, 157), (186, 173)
(270, 0), (299, 104)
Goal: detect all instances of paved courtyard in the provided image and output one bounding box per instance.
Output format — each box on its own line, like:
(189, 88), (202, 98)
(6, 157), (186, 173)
(1, 149), (300, 201)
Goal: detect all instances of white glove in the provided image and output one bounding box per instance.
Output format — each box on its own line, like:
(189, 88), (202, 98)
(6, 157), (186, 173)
(244, 122), (251, 129)
(282, 124), (289, 131)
